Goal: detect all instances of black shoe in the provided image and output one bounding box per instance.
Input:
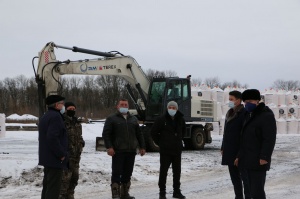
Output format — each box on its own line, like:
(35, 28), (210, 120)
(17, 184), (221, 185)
(173, 190), (185, 199)
(159, 191), (167, 199)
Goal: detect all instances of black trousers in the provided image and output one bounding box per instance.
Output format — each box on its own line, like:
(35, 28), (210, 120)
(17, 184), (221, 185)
(247, 169), (267, 199)
(111, 152), (136, 184)
(228, 165), (251, 199)
(41, 167), (63, 199)
(159, 153), (181, 191)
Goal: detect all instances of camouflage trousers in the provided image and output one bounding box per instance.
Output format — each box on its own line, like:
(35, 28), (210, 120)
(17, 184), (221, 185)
(59, 157), (80, 199)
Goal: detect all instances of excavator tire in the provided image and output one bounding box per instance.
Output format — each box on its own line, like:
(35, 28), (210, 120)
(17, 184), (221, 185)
(191, 127), (206, 150)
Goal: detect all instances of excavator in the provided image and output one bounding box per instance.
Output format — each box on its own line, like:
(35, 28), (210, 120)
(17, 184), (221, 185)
(33, 42), (219, 151)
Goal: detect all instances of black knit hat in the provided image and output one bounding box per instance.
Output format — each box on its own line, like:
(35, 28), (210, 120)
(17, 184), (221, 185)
(242, 89), (261, 101)
(65, 102), (76, 109)
(45, 95), (65, 105)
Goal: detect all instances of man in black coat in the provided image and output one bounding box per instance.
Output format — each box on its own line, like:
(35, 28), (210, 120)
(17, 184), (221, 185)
(151, 101), (186, 199)
(235, 89), (277, 199)
(102, 98), (146, 199)
(38, 95), (68, 199)
(221, 91), (251, 199)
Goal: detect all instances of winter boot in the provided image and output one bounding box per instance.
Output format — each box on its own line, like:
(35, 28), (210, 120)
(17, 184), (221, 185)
(173, 189), (185, 199)
(67, 194), (74, 199)
(159, 192), (167, 199)
(111, 183), (120, 199)
(120, 182), (135, 199)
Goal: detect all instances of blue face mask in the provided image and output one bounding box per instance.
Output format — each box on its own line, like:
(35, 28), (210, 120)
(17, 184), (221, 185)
(119, 107), (128, 114)
(168, 109), (177, 117)
(60, 105), (65, 114)
(228, 101), (235, 108)
(245, 103), (256, 112)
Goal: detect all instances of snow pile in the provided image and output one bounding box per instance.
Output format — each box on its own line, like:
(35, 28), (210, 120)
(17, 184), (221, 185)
(6, 114), (38, 121)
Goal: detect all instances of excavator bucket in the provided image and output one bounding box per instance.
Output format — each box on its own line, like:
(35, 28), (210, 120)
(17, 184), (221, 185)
(95, 137), (106, 151)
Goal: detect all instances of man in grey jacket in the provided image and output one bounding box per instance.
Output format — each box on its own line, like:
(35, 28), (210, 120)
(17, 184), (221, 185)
(102, 99), (146, 199)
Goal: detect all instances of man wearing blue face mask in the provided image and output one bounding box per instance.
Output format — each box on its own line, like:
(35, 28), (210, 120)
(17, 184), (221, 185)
(221, 91), (251, 199)
(151, 101), (186, 199)
(235, 89), (276, 199)
(103, 98), (146, 199)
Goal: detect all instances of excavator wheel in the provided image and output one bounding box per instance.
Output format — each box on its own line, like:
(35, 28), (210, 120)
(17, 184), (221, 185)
(191, 127), (206, 150)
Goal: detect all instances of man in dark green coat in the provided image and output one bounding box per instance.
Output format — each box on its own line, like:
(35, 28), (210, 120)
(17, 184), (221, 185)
(103, 99), (146, 199)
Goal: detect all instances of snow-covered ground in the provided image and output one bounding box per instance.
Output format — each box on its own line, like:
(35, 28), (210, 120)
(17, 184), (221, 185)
(1, 123), (300, 199)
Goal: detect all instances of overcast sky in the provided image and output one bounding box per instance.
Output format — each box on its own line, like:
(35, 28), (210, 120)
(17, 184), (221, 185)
(1, 0), (299, 90)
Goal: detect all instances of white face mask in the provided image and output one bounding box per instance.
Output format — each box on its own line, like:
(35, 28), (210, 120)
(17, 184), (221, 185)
(119, 107), (128, 114)
(168, 109), (177, 117)
(228, 101), (235, 108)
(60, 105), (65, 114)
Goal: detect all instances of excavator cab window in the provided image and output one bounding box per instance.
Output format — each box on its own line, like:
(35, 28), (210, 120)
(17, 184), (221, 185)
(146, 80), (166, 119)
(182, 81), (189, 100)
(167, 80), (181, 100)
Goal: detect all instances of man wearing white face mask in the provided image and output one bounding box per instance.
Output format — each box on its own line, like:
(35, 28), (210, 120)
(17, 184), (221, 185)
(103, 99), (146, 199)
(38, 95), (68, 199)
(151, 101), (186, 199)
(221, 91), (251, 199)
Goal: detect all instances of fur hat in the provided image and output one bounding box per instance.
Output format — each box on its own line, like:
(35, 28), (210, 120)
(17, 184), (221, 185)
(167, 101), (178, 110)
(242, 89), (261, 101)
(65, 102), (76, 109)
(45, 95), (65, 105)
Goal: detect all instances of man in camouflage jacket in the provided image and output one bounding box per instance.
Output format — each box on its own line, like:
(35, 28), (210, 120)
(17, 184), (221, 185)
(59, 102), (85, 199)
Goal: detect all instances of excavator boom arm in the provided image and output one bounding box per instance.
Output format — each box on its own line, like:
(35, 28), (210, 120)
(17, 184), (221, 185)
(36, 42), (150, 117)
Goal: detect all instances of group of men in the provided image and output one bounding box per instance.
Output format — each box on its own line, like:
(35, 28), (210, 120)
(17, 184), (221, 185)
(38, 88), (276, 199)
(38, 95), (186, 199)
(221, 89), (277, 199)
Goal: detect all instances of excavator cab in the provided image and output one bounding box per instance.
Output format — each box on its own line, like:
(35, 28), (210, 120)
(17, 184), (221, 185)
(145, 77), (191, 121)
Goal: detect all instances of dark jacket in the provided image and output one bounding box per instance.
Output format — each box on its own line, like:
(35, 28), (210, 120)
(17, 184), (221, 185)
(151, 111), (186, 155)
(238, 103), (277, 171)
(221, 104), (246, 165)
(63, 114), (84, 159)
(102, 112), (145, 153)
(38, 108), (68, 169)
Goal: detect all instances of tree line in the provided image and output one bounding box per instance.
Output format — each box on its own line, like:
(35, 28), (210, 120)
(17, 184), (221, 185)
(1, 72), (299, 119)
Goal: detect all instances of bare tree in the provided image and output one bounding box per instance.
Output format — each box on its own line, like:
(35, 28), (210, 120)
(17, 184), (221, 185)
(146, 69), (178, 80)
(0, 81), (9, 113)
(191, 77), (202, 86)
(220, 80), (248, 89)
(165, 70), (177, 77)
(204, 77), (221, 88)
(272, 79), (300, 91)
(146, 69), (166, 80)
